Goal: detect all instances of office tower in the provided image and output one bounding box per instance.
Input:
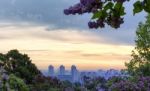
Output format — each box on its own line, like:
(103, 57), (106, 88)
(48, 65), (54, 77)
(71, 65), (79, 82)
(59, 65), (65, 75)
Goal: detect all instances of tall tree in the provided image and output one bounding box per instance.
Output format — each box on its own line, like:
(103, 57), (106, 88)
(0, 50), (41, 84)
(126, 14), (150, 76)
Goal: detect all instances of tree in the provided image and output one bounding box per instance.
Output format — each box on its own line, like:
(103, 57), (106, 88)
(8, 74), (29, 91)
(0, 50), (64, 91)
(0, 67), (29, 91)
(30, 75), (63, 91)
(126, 14), (150, 76)
(64, 0), (150, 29)
(0, 49), (41, 84)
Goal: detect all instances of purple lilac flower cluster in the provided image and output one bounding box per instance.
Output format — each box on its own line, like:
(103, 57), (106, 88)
(110, 76), (150, 91)
(136, 76), (150, 91)
(64, 0), (102, 15)
(64, 0), (128, 29)
(110, 80), (139, 91)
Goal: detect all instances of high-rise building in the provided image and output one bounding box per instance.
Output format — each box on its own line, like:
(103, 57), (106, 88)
(59, 65), (65, 75)
(48, 65), (54, 77)
(71, 65), (79, 82)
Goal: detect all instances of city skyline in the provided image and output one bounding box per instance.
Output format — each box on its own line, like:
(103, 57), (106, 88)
(47, 65), (124, 83)
(47, 64), (123, 72)
(48, 65), (80, 83)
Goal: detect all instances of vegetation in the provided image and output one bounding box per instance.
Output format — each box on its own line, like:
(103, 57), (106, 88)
(30, 75), (63, 91)
(83, 76), (107, 91)
(109, 14), (150, 91)
(0, 50), (41, 84)
(0, 67), (29, 91)
(110, 76), (150, 91)
(126, 14), (150, 76)
(8, 74), (29, 91)
(64, 0), (150, 29)
(0, 50), (63, 91)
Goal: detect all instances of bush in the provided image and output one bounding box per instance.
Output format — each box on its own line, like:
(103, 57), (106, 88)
(110, 76), (150, 91)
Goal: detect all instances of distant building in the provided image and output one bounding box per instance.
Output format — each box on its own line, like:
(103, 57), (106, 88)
(57, 65), (73, 82)
(71, 65), (79, 82)
(59, 65), (65, 75)
(47, 65), (124, 84)
(80, 71), (97, 79)
(57, 75), (72, 82)
(97, 69), (122, 79)
(48, 65), (54, 77)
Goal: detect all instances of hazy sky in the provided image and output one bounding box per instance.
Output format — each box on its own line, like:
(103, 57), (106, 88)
(0, 0), (147, 71)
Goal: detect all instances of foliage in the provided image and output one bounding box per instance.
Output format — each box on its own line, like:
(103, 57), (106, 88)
(126, 14), (150, 76)
(64, 0), (150, 29)
(0, 67), (29, 91)
(8, 74), (29, 91)
(109, 14), (150, 91)
(0, 50), (65, 91)
(110, 76), (150, 91)
(83, 76), (107, 91)
(0, 49), (41, 84)
(30, 75), (63, 91)
(107, 76), (126, 87)
(110, 80), (138, 91)
(61, 81), (84, 91)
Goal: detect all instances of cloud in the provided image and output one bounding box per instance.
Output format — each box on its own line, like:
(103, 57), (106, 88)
(0, 0), (89, 29)
(0, 24), (134, 70)
(23, 49), (131, 70)
(0, 0), (147, 46)
(0, 22), (137, 46)
(0, 23), (100, 43)
(0, 22), (131, 45)
(0, 0), (146, 29)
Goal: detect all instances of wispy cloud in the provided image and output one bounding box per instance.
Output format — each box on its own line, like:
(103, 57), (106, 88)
(0, 23), (134, 70)
(0, 0), (146, 46)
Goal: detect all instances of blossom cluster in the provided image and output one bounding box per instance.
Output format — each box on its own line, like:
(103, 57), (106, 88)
(110, 76), (150, 91)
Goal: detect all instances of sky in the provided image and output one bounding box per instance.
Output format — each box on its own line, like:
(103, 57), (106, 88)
(0, 0), (147, 71)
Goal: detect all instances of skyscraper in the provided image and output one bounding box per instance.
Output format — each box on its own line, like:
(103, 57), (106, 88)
(71, 65), (79, 82)
(48, 65), (54, 77)
(59, 65), (65, 75)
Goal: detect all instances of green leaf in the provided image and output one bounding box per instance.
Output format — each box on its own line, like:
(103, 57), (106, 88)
(104, 2), (114, 11)
(92, 10), (107, 19)
(114, 2), (122, 11)
(133, 1), (143, 15)
(92, 11), (102, 19)
(143, 1), (150, 13)
(114, 2), (126, 16)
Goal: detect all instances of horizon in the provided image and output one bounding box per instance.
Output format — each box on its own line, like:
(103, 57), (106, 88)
(43, 64), (123, 72)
